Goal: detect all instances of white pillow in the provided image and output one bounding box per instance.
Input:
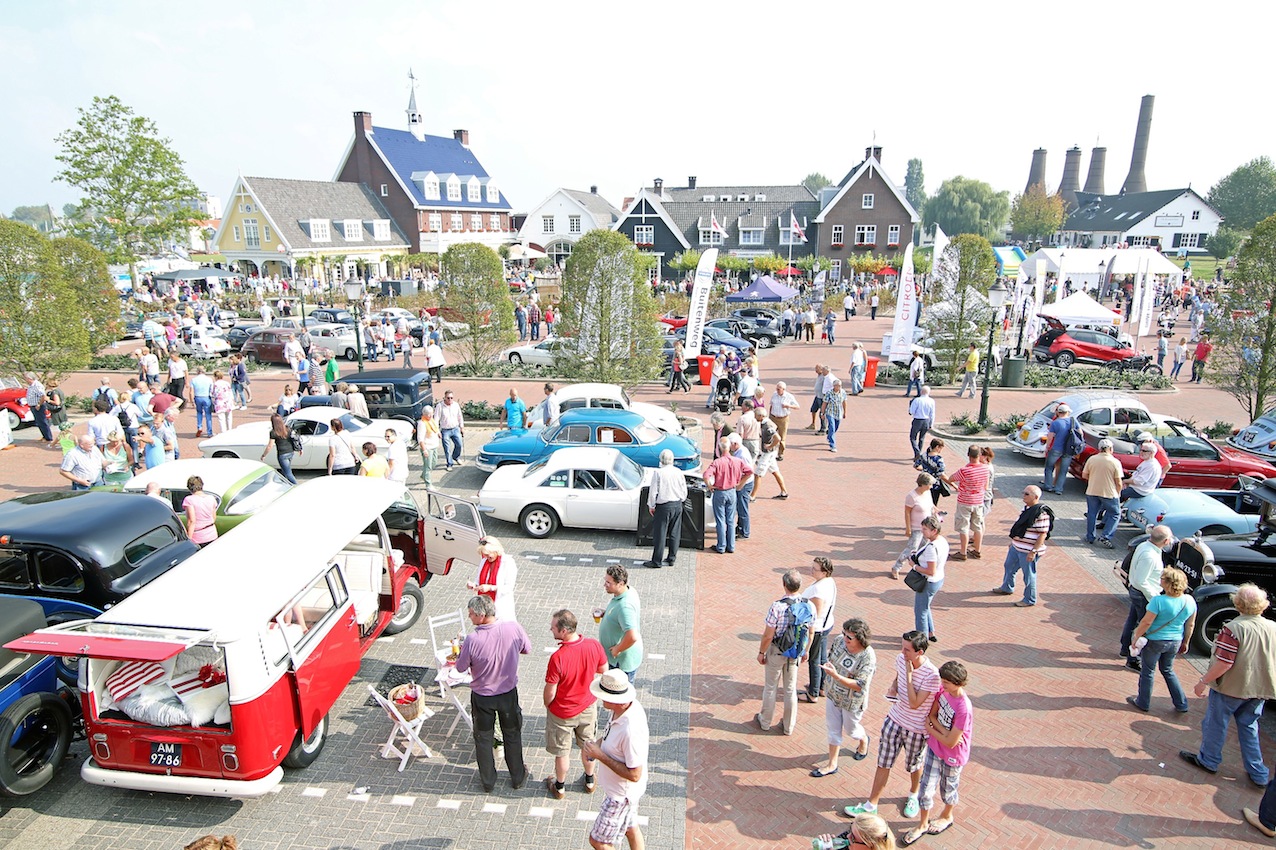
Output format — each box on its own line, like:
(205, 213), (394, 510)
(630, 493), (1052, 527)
(213, 700), (232, 726)
(119, 683), (191, 727)
(180, 683), (230, 727)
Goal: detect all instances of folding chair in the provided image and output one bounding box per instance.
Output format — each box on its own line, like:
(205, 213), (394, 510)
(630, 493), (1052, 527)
(427, 608), (474, 735)
(366, 683), (434, 771)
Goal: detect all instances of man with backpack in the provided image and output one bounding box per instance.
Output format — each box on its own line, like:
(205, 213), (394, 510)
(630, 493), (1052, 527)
(754, 568), (813, 736)
(1041, 403), (1082, 495)
(991, 485), (1055, 607)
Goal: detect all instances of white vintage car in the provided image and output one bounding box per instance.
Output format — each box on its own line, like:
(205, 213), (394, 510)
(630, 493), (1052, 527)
(1005, 391), (1159, 459)
(198, 406), (414, 470)
(529, 382), (683, 435)
(478, 446), (698, 538)
(309, 322), (361, 361)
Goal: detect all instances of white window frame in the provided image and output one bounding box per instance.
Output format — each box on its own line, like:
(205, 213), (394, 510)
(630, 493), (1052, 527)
(855, 224), (876, 245)
(779, 230), (797, 246)
(569, 215), (582, 234)
(232, 225), (240, 242)
(342, 220), (363, 241)
(830, 224), (844, 246)
(380, 183), (388, 197)
(831, 259), (842, 280)
(425, 179), (440, 200)
(428, 213), (442, 232)
(739, 229), (763, 246)
(487, 183), (499, 203)
(447, 178), (461, 201)
(372, 221), (391, 241)
(489, 213), (501, 230)
(1180, 232), (1201, 248)
(263, 224), (271, 243)
(542, 215), (555, 234)
(243, 218), (260, 249)
(633, 225), (654, 246)
(887, 224), (901, 246)
(470, 213), (483, 231)
(449, 213), (463, 231)
(1128, 235), (1152, 247)
(467, 181), (481, 202)
(310, 220), (330, 242)
(862, 193), (874, 209)
(698, 229), (723, 247)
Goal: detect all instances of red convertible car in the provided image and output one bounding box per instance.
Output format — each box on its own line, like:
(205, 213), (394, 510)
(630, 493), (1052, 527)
(0, 378), (33, 431)
(1069, 418), (1274, 489)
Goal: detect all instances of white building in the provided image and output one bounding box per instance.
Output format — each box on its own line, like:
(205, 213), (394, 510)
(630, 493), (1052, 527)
(1062, 188), (1223, 255)
(516, 187), (621, 266)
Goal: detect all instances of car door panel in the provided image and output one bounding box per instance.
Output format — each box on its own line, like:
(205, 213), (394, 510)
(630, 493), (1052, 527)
(288, 567), (362, 738)
(565, 470), (632, 529)
(423, 492), (486, 575)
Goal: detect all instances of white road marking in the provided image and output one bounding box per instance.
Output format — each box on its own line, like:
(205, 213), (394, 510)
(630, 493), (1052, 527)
(482, 803), (507, 814)
(391, 795), (416, 806)
(579, 558), (593, 563)
(576, 811), (598, 821)
(410, 638), (430, 645)
(637, 815), (650, 826)
(606, 558), (620, 563)
(437, 799), (462, 810)
(301, 787), (326, 798)
(552, 556), (567, 561)
(525, 554), (541, 559)
(376, 637), (395, 643)
(528, 806), (554, 818)
(347, 792), (370, 802)
(648, 653), (666, 660)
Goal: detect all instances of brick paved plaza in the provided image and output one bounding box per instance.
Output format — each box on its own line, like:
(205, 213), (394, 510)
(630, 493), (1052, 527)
(1, 313), (1272, 848)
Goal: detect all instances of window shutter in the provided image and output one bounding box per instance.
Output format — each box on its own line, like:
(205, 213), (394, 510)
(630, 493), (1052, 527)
(1171, 233), (1182, 248)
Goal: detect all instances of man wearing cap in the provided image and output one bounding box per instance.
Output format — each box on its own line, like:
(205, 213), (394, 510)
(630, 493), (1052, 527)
(1041, 404), (1077, 495)
(1121, 441), (1163, 501)
(544, 609), (608, 800)
(1134, 431), (1171, 480)
(455, 595), (532, 793)
(582, 669), (649, 850)
(1082, 438), (1124, 548)
(755, 568), (811, 735)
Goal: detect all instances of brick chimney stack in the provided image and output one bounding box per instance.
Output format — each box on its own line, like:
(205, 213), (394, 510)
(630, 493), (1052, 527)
(688, 176), (697, 190)
(353, 112), (373, 186)
(453, 129), (470, 146)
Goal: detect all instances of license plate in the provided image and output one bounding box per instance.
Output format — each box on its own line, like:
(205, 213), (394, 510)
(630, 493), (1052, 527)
(150, 741), (182, 768)
(1019, 429), (1030, 440)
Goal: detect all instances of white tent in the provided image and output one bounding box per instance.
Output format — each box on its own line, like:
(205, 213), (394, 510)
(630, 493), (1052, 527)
(1105, 248), (1184, 282)
(1038, 291), (1121, 327)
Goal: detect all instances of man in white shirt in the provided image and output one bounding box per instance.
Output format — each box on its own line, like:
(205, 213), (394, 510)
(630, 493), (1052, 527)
(581, 670), (649, 850)
(1121, 442), (1162, 500)
(60, 434), (105, 490)
(905, 351), (925, 398)
(808, 364), (830, 432)
(736, 370), (759, 409)
(384, 429), (409, 483)
(644, 449), (689, 568)
(908, 386), (936, 462)
(768, 382), (798, 461)
(781, 306), (796, 338)
(843, 293), (856, 320)
(848, 342), (867, 395)
(436, 390), (466, 468)
(259, 302), (274, 325)
(86, 399), (117, 448)
(870, 292), (880, 320)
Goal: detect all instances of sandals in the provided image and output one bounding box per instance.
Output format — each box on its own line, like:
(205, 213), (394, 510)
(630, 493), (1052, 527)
(901, 827), (928, 846)
(809, 765), (839, 777)
(853, 734), (870, 760)
(928, 818), (954, 835)
(798, 692), (819, 704)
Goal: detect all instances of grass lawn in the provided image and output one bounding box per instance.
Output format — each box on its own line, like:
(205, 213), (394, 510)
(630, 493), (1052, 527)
(1168, 255), (1224, 282)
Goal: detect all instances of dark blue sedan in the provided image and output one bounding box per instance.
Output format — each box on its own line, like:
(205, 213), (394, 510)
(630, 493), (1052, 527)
(475, 409), (699, 472)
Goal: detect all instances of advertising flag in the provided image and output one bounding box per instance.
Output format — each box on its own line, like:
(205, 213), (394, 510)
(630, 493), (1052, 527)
(683, 247), (718, 360)
(789, 211), (807, 243)
(889, 244), (918, 361)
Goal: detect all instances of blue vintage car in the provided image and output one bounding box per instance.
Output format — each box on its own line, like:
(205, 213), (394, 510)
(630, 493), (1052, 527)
(475, 408), (699, 473)
(1124, 486), (1262, 538)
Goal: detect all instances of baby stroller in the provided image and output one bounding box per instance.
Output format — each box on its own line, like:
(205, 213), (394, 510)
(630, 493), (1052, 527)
(713, 377), (735, 413)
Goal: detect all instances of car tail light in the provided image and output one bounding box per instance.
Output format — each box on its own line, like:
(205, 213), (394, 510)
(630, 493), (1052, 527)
(92, 733), (110, 761)
(1267, 440), (1276, 450)
(1016, 421), (1025, 427)
(1039, 435), (1048, 443)
(1156, 512), (1165, 522)
(221, 745), (239, 772)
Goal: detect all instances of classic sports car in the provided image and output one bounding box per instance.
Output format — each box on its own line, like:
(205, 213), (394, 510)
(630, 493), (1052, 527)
(1229, 410), (1276, 462)
(1123, 487), (1261, 538)
(500, 337), (574, 366)
(309, 322), (361, 361)
(1005, 392), (1159, 459)
(526, 382), (683, 435)
(478, 446), (699, 538)
(0, 378), (33, 431)
(198, 406), (414, 470)
(1069, 420), (1274, 489)
(475, 408), (699, 473)
(121, 459), (294, 536)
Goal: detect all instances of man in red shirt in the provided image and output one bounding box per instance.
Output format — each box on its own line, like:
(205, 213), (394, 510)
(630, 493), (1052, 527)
(1191, 334), (1213, 383)
(704, 436), (754, 554)
(943, 445), (991, 561)
(543, 609), (608, 799)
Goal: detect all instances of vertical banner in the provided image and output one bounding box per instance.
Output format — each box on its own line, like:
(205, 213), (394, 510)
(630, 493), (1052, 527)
(889, 244), (918, 361)
(682, 248), (718, 360)
(1138, 261), (1155, 337)
(931, 225), (950, 284)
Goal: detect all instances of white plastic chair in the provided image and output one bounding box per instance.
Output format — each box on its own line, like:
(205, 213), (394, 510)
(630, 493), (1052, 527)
(427, 609), (474, 735)
(366, 683), (434, 771)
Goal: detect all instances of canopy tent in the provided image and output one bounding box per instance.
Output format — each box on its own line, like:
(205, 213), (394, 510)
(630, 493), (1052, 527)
(152, 267), (239, 281)
(1104, 248), (1184, 282)
(726, 275), (798, 303)
(1038, 291), (1121, 326)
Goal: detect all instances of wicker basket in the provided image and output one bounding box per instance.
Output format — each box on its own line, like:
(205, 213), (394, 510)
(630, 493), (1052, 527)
(388, 684), (421, 721)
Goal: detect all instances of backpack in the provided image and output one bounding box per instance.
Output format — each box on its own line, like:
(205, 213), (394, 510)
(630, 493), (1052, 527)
(1065, 418), (1085, 456)
(772, 597), (814, 659)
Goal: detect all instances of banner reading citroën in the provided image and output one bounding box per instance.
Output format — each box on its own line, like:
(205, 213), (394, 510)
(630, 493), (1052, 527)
(889, 243), (918, 361)
(682, 247), (718, 360)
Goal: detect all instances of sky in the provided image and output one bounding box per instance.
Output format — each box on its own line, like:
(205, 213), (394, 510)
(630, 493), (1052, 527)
(2, 0), (1271, 220)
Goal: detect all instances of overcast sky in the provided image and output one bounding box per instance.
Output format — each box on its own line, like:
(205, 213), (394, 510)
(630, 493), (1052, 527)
(2, 1), (1269, 219)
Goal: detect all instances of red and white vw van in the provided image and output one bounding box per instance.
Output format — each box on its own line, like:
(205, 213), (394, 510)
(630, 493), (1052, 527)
(5, 476), (484, 798)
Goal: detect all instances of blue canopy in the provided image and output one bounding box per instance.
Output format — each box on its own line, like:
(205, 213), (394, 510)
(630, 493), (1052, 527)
(725, 275), (799, 303)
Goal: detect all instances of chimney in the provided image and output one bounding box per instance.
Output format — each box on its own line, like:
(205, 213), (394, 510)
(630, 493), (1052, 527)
(453, 129), (469, 146)
(590, 185), (598, 194)
(688, 176), (697, 190)
(1121, 95), (1154, 195)
(653, 177), (663, 194)
(865, 146), (882, 163)
(1083, 147), (1107, 195)
(353, 112), (373, 186)
(1057, 146), (1083, 211)
(1025, 148), (1048, 193)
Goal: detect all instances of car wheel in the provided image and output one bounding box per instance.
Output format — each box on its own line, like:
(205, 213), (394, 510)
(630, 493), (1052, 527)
(282, 713), (328, 769)
(5, 410), (19, 431)
(1052, 351), (1075, 368)
(1034, 354), (1049, 363)
(383, 579), (424, 635)
(212, 451), (239, 459)
(1198, 524), (1233, 536)
(412, 337), (423, 349)
(245, 352), (259, 364)
(519, 504), (559, 539)
(345, 348), (358, 362)
(1193, 596), (1240, 656)
(509, 353), (523, 365)
(755, 336), (771, 349)
(0, 692), (74, 797)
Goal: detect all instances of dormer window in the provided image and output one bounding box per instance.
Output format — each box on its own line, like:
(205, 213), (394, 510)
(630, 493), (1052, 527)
(342, 220), (362, 241)
(754, 193), (767, 201)
(486, 183), (499, 203)
(737, 194), (748, 202)
(372, 220), (391, 241)
(423, 175), (439, 200)
(467, 178), (481, 202)
(447, 177), (462, 201)
(309, 219), (330, 242)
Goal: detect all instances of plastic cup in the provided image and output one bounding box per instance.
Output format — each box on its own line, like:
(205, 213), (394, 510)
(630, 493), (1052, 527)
(592, 607), (605, 624)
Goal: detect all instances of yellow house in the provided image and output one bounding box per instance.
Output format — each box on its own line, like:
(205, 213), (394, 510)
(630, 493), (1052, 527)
(214, 175), (410, 284)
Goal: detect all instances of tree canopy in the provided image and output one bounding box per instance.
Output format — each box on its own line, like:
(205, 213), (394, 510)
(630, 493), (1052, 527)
(922, 177), (1010, 242)
(904, 159), (925, 212)
(925, 233), (997, 383)
(1207, 157), (1276, 232)
(438, 242), (515, 374)
(1008, 184), (1066, 243)
(10, 205), (54, 232)
(802, 172), (832, 195)
(1207, 225), (1245, 262)
(1207, 214), (1276, 419)
(55, 95), (201, 287)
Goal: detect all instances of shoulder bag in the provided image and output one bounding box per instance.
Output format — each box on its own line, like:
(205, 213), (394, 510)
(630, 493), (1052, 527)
(904, 545), (931, 593)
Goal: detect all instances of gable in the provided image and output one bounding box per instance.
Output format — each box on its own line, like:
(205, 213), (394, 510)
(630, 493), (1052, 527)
(815, 157), (919, 223)
(362, 126), (511, 210)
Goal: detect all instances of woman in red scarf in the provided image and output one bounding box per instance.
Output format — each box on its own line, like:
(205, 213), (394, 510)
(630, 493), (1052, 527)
(466, 537), (519, 622)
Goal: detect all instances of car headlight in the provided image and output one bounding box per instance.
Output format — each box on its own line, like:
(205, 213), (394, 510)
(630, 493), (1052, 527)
(1201, 562), (1220, 584)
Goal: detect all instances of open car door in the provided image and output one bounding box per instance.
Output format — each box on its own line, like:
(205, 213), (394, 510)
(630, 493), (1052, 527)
(5, 620), (207, 663)
(422, 492), (485, 577)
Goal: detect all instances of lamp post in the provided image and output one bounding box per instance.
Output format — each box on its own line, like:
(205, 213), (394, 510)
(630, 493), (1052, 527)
(979, 280), (1009, 426)
(343, 278), (366, 373)
(277, 244), (307, 322)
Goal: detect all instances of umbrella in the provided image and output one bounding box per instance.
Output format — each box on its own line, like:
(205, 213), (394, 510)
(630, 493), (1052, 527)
(714, 266), (724, 273)
(508, 244), (547, 260)
(778, 266), (802, 276)
(152, 267), (239, 281)
(877, 266), (898, 276)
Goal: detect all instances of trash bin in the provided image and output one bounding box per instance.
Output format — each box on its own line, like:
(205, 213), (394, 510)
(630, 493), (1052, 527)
(1001, 356), (1026, 388)
(864, 356), (881, 389)
(635, 477), (708, 551)
(696, 353), (716, 386)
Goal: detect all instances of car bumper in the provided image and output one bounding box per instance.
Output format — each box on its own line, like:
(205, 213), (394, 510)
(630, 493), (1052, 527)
(475, 458), (499, 472)
(81, 759), (283, 798)
(1005, 434), (1047, 458)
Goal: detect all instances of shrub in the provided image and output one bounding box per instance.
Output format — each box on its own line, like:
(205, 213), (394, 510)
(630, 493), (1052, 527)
(1205, 420), (1235, 439)
(460, 399), (500, 420)
(65, 393), (93, 414)
(89, 354), (137, 371)
(878, 363), (910, 385)
(991, 412), (1033, 435)
(948, 411), (983, 435)
(1021, 364), (1172, 391)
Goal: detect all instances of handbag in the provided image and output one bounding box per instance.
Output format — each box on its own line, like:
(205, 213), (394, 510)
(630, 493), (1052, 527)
(935, 478), (952, 498)
(904, 569), (929, 593)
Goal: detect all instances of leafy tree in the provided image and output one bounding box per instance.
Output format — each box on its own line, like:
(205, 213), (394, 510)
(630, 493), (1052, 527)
(716, 255), (749, 281)
(1207, 215), (1276, 419)
(924, 233), (997, 383)
(922, 177), (1010, 242)
(439, 242), (515, 374)
(795, 255), (832, 275)
(55, 95), (201, 288)
(557, 229), (663, 386)
(0, 220), (92, 378)
(904, 159), (925, 212)
(1208, 157), (1276, 231)
(10, 205), (53, 232)
(1207, 225), (1245, 261)
(751, 254), (786, 275)
(802, 172), (832, 195)
(1009, 184), (1066, 243)
(668, 250), (702, 277)
(49, 235), (117, 353)
(62, 203), (82, 221)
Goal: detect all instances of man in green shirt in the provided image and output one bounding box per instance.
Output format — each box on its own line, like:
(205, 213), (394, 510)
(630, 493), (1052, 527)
(599, 565), (643, 682)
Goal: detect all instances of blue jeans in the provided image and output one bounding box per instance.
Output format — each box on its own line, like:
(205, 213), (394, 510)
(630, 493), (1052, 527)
(825, 414), (841, 450)
(998, 546), (1038, 605)
(1170, 361), (1184, 379)
(276, 450), (298, 485)
(909, 418), (930, 460)
(735, 478), (754, 537)
(441, 427), (463, 466)
(517, 320), (527, 341)
(608, 664), (637, 684)
(1120, 588), (1148, 657)
(1043, 451), (1071, 493)
(825, 325), (835, 344)
(232, 382), (250, 406)
(914, 578), (943, 636)
(365, 341), (378, 360)
(194, 396), (213, 434)
(850, 365), (865, 394)
(805, 628), (831, 698)
(905, 377), (922, 397)
(711, 489), (737, 552)
(530, 321), (540, 340)
(1135, 639), (1188, 712)
(1261, 776), (1276, 830)
(1197, 690), (1269, 783)
(1085, 494), (1119, 541)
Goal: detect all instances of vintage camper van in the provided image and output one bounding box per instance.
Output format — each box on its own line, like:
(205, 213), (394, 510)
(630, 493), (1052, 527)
(5, 477), (485, 798)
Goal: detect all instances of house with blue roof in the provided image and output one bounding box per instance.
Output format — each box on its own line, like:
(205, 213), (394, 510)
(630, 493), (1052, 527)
(334, 82), (512, 256)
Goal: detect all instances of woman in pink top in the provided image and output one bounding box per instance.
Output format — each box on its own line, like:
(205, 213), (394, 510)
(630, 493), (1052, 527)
(182, 475), (219, 547)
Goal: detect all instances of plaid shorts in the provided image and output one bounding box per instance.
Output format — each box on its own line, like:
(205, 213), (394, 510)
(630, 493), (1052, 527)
(877, 716), (928, 772)
(591, 795), (637, 844)
(918, 748), (963, 809)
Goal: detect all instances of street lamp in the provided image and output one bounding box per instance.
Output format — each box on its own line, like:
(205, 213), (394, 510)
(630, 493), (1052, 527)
(343, 278), (366, 373)
(277, 244), (306, 322)
(979, 280), (1009, 426)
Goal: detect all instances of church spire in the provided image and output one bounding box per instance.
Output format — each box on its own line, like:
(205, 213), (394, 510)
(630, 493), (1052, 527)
(406, 68), (425, 140)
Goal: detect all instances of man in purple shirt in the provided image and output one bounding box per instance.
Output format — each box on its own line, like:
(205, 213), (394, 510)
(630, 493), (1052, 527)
(456, 594), (532, 792)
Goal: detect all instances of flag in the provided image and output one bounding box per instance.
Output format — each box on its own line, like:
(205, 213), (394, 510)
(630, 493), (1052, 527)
(683, 248), (718, 361)
(930, 224), (949, 278)
(710, 211), (729, 240)
(1137, 260), (1155, 337)
(789, 211), (807, 243)
(889, 244), (918, 361)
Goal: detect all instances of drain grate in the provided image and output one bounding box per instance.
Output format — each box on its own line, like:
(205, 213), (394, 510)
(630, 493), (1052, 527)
(364, 664), (433, 707)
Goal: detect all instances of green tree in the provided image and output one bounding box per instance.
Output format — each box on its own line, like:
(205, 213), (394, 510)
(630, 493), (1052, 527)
(1207, 225), (1245, 261)
(802, 172), (832, 195)
(55, 95), (201, 288)
(904, 159), (926, 212)
(924, 233), (997, 384)
(1208, 157), (1276, 231)
(10, 205), (53, 232)
(751, 254), (786, 275)
(1207, 214), (1276, 419)
(668, 250), (702, 277)
(439, 243), (515, 374)
(922, 177), (1010, 242)
(716, 255), (749, 283)
(49, 235), (117, 353)
(795, 255), (832, 275)
(0, 220), (92, 378)
(1009, 184), (1066, 242)
(557, 230), (663, 386)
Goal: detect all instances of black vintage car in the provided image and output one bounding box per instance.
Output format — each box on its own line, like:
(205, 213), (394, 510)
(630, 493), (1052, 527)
(301, 368), (434, 442)
(1119, 477), (1276, 654)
